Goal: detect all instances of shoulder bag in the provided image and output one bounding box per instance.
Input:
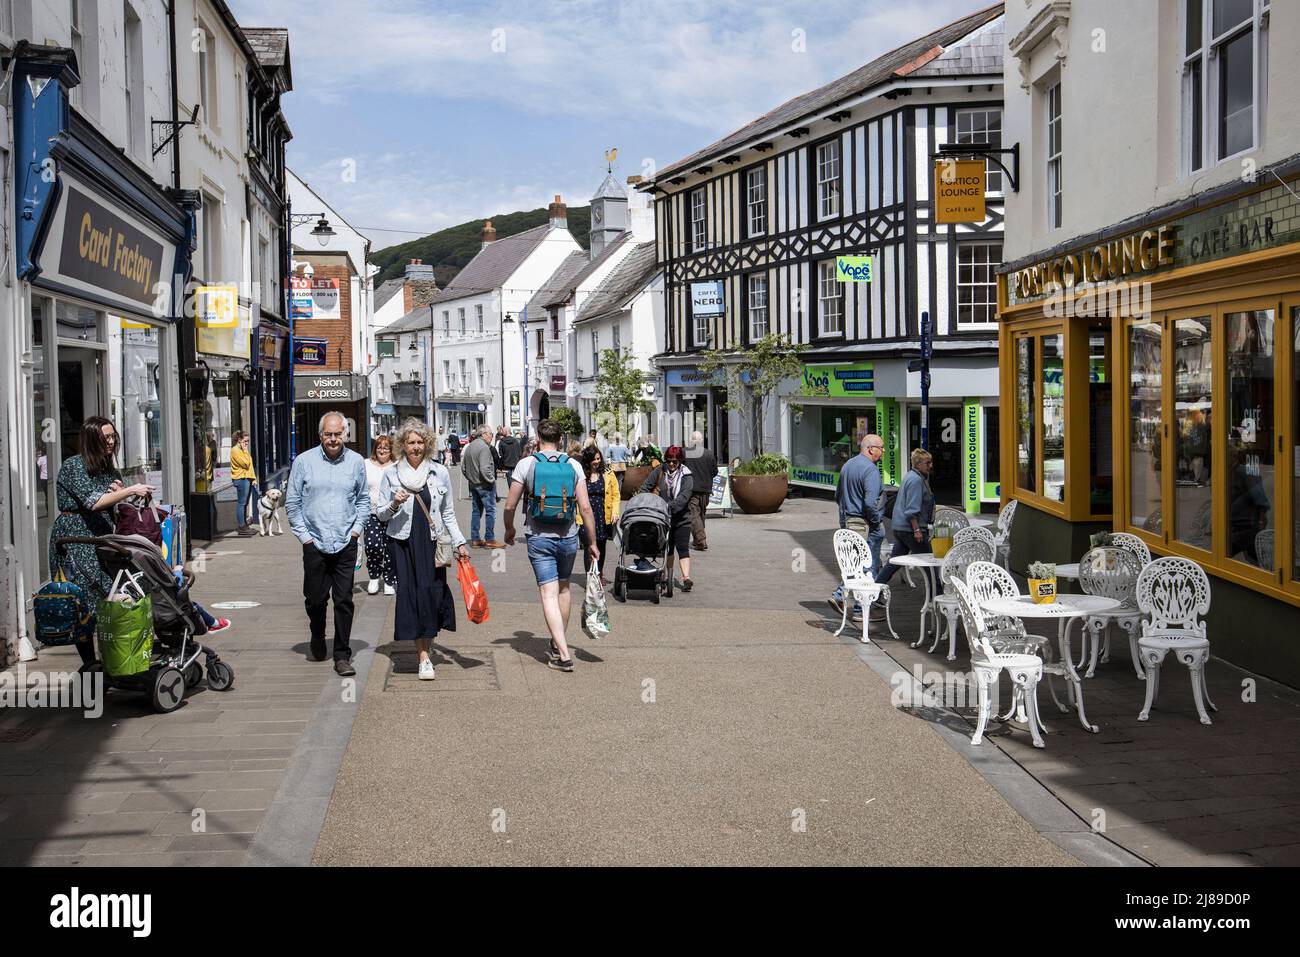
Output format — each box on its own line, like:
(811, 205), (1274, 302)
(412, 486), (455, 568)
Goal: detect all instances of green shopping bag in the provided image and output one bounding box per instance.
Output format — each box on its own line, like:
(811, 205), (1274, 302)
(96, 596), (156, 677)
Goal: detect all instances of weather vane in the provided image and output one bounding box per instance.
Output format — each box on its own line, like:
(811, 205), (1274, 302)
(604, 148), (618, 173)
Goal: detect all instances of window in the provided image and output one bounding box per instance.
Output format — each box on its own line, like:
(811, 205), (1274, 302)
(476, 357), (485, 393)
(747, 273), (769, 340)
(693, 310), (709, 348)
(536, 329), (544, 360)
(475, 304), (483, 333)
(442, 359), (450, 393)
(1016, 337), (1038, 494)
(1042, 334), (1065, 502)
(1225, 309), (1274, 570)
(746, 167), (767, 236)
(442, 311), (449, 337)
(1293, 305), (1300, 585)
(1046, 81), (1063, 229)
(197, 26), (217, 128)
(458, 308), (466, 336)
(611, 323), (621, 354)
(956, 109), (1003, 193)
(550, 310), (560, 340)
(1184, 0), (1270, 169)
(123, 3), (144, 157)
(815, 140), (841, 219)
(69, 1), (83, 110)
(591, 330), (600, 376)
(956, 243), (1002, 326)
(1088, 326), (1114, 513)
(690, 188), (706, 251)
(817, 260), (843, 336)
(201, 195), (221, 281)
(458, 358), (467, 391)
(1128, 320), (1163, 533)
(1174, 316), (1213, 551)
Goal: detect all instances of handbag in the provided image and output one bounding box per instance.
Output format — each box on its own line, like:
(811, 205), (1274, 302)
(412, 488), (455, 567)
(582, 565), (610, 640)
(455, 555), (489, 624)
(115, 495), (164, 545)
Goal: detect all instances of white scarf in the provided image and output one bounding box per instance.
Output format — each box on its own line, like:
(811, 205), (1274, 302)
(397, 458), (433, 493)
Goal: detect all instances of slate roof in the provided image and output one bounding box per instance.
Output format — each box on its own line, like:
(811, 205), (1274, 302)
(649, 3), (1003, 183)
(574, 242), (658, 324)
(912, 13), (1004, 77)
(374, 279), (405, 311)
(441, 223), (557, 297)
(525, 250), (588, 319)
(544, 231), (631, 307)
(376, 301), (443, 336)
(243, 28), (289, 68)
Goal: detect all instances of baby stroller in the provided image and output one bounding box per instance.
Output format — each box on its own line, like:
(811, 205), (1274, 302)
(55, 534), (234, 713)
(612, 493), (673, 603)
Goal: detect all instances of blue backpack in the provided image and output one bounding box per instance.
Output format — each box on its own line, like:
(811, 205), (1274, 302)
(529, 452), (578, 523)
(33, 568), (95, 647)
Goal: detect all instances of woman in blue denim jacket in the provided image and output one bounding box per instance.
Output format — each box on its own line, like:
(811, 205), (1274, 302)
(875, 448), (936, 589)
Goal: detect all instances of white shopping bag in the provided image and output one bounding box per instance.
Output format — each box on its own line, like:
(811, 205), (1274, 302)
(582, 565), (611, 640)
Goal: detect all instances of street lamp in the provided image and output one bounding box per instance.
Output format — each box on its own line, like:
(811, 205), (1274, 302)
(289, 212), (335, 247)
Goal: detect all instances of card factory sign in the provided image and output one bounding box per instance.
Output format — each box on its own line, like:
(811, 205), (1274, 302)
(43, 181), (173, 311)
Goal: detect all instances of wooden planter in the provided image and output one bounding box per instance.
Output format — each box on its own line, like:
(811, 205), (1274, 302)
(621, 465), (655, 500)
(730, 474), (788, 514)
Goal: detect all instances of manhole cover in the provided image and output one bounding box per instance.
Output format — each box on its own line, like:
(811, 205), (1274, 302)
(209, 601), (261, 609)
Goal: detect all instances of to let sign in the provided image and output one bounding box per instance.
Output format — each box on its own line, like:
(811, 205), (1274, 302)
(934, 159), (986, 224)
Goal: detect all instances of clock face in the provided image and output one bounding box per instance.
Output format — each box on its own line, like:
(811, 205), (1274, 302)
(593, 205), (603, 224)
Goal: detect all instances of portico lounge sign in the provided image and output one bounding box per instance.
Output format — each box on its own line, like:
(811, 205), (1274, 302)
(1011, 225), (1177, 302)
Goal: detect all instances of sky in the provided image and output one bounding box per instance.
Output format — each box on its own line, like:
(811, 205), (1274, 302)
(228, 0), (990, 253)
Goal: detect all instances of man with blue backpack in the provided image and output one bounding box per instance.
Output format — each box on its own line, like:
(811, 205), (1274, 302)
(503, 418), (600, 673)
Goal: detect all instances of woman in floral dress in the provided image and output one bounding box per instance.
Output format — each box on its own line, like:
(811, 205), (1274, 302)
(48, 417), (155, 664)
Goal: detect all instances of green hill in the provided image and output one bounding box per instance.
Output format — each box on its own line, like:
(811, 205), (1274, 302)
(372, 205), (591, 285)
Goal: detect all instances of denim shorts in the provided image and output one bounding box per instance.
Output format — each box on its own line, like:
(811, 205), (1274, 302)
(526, 534), (579, 586)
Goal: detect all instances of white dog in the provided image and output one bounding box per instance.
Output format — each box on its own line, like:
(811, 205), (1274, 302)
(257, 487), (284, 536)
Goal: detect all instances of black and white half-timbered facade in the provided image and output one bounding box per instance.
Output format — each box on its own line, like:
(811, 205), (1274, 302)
(641, 4), (1006, 508)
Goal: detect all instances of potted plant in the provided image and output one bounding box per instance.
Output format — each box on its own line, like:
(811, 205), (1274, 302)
(932, 523), (953, 559)
(1027, 561), (1058, 604)
(699, 333), (805, 515)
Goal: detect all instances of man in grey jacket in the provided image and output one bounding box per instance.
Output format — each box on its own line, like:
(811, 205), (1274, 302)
(463, 427), (503, 547)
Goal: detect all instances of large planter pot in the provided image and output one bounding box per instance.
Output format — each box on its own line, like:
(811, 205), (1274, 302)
(730, 474), (788, 514)
(621, 465), (654, 500)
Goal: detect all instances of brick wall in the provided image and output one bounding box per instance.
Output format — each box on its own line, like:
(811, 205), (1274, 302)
(293, 263), (353, 372)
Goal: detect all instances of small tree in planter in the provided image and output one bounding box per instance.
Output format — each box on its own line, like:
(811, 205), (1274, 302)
(700, 333), (806, 514)
(593, 348), (655, 441)
(548, 406), (584, 445)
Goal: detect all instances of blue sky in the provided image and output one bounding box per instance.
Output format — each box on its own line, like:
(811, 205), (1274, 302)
(229, 0), (988, 253)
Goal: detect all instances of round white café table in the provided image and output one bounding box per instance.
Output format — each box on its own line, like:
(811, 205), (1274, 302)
(980, 594), (1121, 734)
(1056, 563), (1080, 581)
(889, 552), (946, 648)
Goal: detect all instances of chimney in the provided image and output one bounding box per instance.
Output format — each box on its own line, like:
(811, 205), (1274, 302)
(626, 175), (643, 186)
(481, 220), (497, 249)
(404, 258), (435, 281)
(548, 195), (567, 230)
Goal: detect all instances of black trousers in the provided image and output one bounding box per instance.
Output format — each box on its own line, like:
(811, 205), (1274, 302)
(302, 539), (357, 660)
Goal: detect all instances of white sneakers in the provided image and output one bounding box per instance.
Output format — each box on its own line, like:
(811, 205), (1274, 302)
(418, 659), (435, 681)
(366, 579), (380, 595)
(384, 583), (396, 596)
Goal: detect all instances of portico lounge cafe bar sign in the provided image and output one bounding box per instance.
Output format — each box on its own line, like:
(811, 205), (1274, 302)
(1009, 225), (1177, 304)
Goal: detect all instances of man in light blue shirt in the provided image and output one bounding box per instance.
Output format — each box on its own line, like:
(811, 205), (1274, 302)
(285, 411), (370, 675)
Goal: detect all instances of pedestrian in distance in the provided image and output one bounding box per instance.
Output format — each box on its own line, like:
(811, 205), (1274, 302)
(434, 427), (448, 466)
(829, 434), (888, 622)
(230, 430), (259, 536)
(503, 418), (601, 673)
(378, 419), (469, 681)
(48, 416), (157, 665)
(496, 426), (521, 498)
(463, 426), (504, 548)
(285, 411), (371, 676)
(448, 431), (462, 466)
(875, 448), (937, 593)
(575, 444), (620, 583)
(683, 430), (717, 551)
(639, 445), (695, 591)
(363, 435), (398, 595)
(607, 433), (630, 474)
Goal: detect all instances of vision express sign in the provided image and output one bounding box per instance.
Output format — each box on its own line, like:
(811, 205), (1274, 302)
(57, 187), (164, 307)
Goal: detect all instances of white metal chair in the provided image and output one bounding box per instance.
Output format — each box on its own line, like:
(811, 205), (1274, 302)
(1077, 546), (1145, 680)
(993, 499), (1018, 569)
(963, 561), (1051, 658)
(953, 525), (996, 552)
(832, 529), (899, 643)
(934, 507), (970, 533)
(1254, 528), (1274, 572)
(1135, 556), (1216, 725)
(950, 576), (1045, 748)
(1109, 531), (1152, 566)
(933, 539), (994, 660)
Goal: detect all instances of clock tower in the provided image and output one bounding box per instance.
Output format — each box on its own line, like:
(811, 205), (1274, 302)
(589, 170), (628, 259)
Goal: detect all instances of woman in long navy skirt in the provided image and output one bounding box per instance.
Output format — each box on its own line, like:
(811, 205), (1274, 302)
(378, 419), (468, 680)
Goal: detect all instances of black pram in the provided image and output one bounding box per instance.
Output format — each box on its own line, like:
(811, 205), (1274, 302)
(55, 534), (235, 713)
(612, 493), (673, 603)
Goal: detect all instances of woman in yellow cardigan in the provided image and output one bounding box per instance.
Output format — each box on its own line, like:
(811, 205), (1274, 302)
(575, 444), (621, 583)
(230, 430), (259, 536)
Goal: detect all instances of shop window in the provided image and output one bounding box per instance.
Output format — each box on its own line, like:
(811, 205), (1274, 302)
(119, 323), (162, 488)
(56, 301), (102, 341)
(1015, 337), (1036, 493)
(1129, 320), (1163, 534)
(1042, 334), (1065, 502)
(1293, 306), (1300, 586)
(1088, 327), (1114, 513)
(984, 406), (1000, 493)
(1225, 308), (1274, 570)
(791, 406), (875, 484)
(1173, 316), (1213, 552)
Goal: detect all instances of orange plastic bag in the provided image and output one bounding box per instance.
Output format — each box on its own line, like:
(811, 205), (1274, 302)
(456, 555), (490, 624)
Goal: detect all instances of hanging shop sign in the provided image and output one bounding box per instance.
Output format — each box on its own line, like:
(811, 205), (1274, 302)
(195, 285), (250, 359)
(690, 281), (725, 317)
(257, 325), (287, 370)
(294, 337), (328, 366)
(933, 159), (986, 225)
(510, 389), (522, 428)
(288, 277), (341, 320)
(37, 175), (176, 314)
(800, 361), (874, 398)
(835, 255), (873, 282)
(549, 375), (567, 393)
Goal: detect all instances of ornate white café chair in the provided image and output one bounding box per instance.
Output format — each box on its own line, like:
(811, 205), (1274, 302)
(993, 499), (1018, 569)
(933, 539), (994, 661)
(1135, 557), (1216, 726)
(934, 506), (970, 535)
(953, 525), (996, 552)
(832, 529), (899, 643)
(1077, 545), (1145, 680)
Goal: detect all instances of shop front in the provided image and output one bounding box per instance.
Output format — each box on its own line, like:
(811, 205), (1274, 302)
(998, 162), (1300, 685)
(664, 366), (729, 462)
(11, 49), (192, 588)
(294, 373), (370, 455)
(254, 321), (291, 490)
(439, 400), (488, 439)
